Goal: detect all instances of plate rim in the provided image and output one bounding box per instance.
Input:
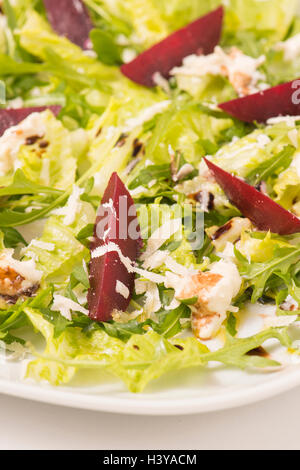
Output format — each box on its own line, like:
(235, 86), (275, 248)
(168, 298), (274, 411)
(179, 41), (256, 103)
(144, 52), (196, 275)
(1, 365), (300, 415)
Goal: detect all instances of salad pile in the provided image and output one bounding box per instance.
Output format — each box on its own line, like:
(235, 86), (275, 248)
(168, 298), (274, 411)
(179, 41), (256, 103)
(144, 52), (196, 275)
(0, 0), (299, 393)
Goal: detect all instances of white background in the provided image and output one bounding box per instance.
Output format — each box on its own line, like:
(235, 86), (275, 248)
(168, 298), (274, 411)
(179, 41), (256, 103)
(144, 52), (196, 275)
(0, 387), (299, 450)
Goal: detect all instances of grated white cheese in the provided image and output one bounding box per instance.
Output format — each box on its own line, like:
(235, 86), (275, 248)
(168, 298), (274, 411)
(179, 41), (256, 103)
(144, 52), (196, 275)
(135, 279), (161, 316)
(91, 242), (165, 284)
(0, 112), (46, 176)
(266, 115), (300, 126)
(52, 294), (89, 321)
(140, 218), (182, 260)
(52, 185), (84, 226)
(27, 240), (55, 252)
(115, 280), (130, 299)
(123, 101), (171, 133)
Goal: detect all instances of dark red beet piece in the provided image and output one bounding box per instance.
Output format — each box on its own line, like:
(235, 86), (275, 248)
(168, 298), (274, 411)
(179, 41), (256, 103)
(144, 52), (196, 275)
(219, 79), (300, 122)
(204, 159), (300, 235)
(88, 173), (142, 322)
(43, 0), (93, 49)
(121, 6), (224, 87)
(0, 106), (62, 137)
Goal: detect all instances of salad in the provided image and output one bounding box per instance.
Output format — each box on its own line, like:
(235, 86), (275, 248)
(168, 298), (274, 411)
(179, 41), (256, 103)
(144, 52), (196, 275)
(0, 0), (299, 394)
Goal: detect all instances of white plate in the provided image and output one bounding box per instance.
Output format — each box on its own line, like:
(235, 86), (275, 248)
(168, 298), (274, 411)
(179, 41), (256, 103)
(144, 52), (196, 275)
(1, 356), (300, 415)
(1, 304), (300, 415)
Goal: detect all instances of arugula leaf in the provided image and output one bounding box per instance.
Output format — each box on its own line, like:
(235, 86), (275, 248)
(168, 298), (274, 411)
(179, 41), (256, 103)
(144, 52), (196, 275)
(0, 170), (63, 197)
(1, 227), (27, 248)
(152, 304), (190, 338)
(235, 245), (300, 302)
(246, 145), (295, 186)
(129, 164), (171, 190)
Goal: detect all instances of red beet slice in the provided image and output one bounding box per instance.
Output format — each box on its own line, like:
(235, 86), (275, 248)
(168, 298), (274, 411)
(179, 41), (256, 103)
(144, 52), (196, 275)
(0, 106), (62, 137)
(88, 173), (142, 322)
(219, 79), (300, 123)
(43, 0), (93, 49)
(121, 6), (224, 87)
(205, 159), (300, 235)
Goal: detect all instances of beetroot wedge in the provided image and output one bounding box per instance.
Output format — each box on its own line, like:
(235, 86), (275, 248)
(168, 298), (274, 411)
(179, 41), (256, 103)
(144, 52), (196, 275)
(88, 173), (142, 322)
(43, 0), (93, 49)
(219, 79), (300, 123)
(205, 159), (300, 235)
(0, 106), (62, 137)
(121, 6), (224, 87)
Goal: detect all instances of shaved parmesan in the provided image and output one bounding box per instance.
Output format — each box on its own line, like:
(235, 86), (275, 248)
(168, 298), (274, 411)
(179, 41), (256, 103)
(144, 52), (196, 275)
(115, 280), (130, 299)
(52, 185), (84, 226)
(92, 242), (165, 284)
(141, 218), (182, 260)
(52, 294), (88, 321)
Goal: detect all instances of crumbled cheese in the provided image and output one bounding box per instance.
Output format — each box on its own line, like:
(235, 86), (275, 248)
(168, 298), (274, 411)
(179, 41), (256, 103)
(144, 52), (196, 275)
(280, 294), (299, 312)
(0, 112), (46, 176)
(140, 218), (182, 260)
(52, 185), (84, 225)
(177, 260), (242, 340)
(275, 33), (300, 61)
(52, 294), (88, 321)
(206, 260), (242, 316)
(0, 249), (42, 298)
(115, 280), (130, 299)
(123, 101), (171, 132)
(171, 46), (266, 97)
(0, 249), (42, 284)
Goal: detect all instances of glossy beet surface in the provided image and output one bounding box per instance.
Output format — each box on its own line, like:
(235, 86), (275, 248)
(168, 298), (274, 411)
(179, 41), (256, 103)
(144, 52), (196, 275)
(43, 0), (93, 49)
(0, 106), (62, 137)
(88, 173), (142, 322)
(121, 6), (224, 87)
(205, 159), (300, 235)
(219, 79), (300, 122)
